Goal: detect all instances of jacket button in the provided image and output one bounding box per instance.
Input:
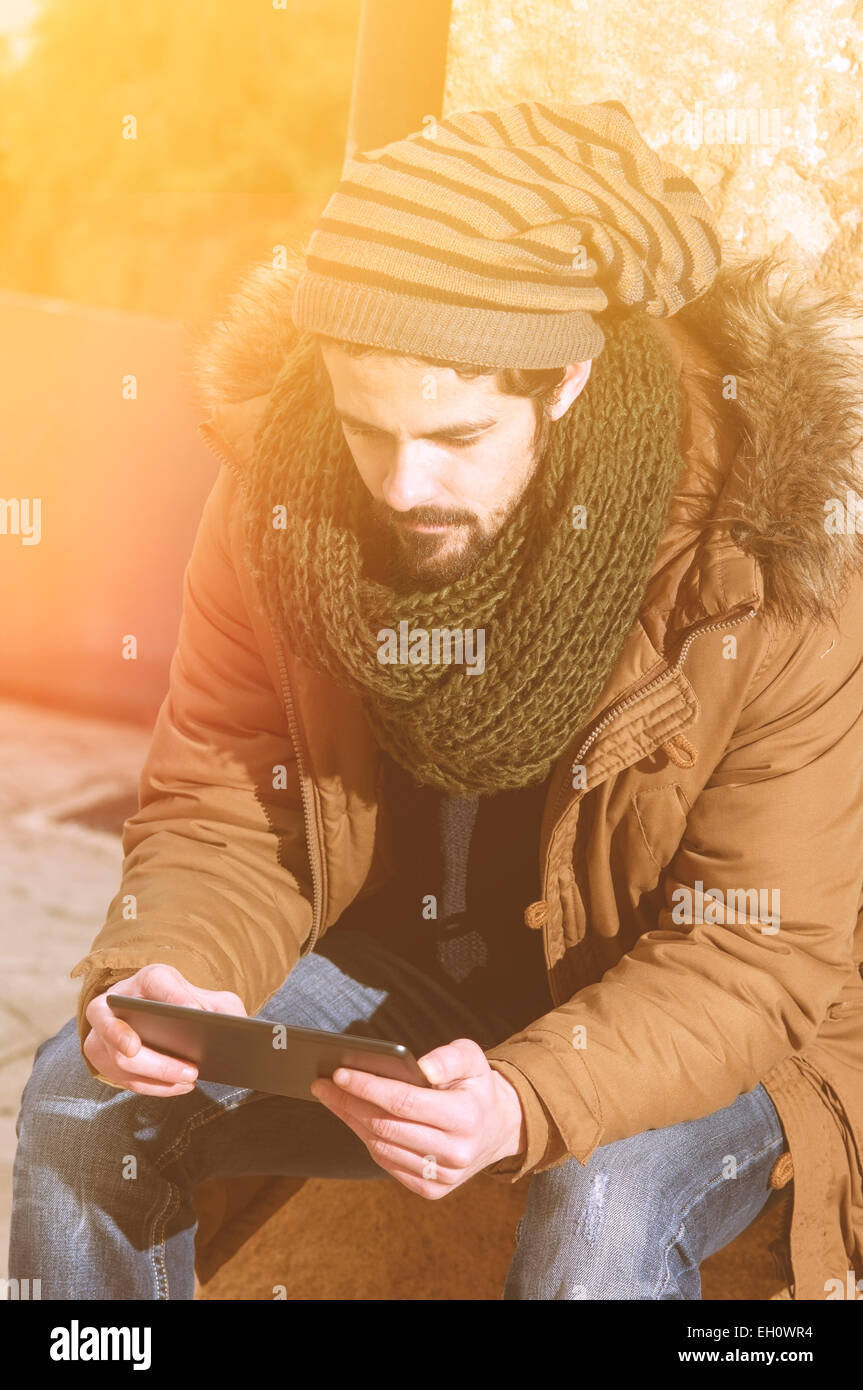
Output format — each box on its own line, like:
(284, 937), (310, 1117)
(768, 1151), (793, 1189)
(524, 900), (548, 930)
(662, 733), (698, 768)
(827, 1002), (850, 1020)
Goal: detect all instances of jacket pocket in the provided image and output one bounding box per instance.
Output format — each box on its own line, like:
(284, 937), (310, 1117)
(634, 781), (690, 862)
(627, 781), (690, 890)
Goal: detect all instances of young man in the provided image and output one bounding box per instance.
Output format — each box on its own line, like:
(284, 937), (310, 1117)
(10, 99), (863, 1300)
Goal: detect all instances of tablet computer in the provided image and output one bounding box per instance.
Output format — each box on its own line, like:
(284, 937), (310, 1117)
(106, 994), (431, 1100)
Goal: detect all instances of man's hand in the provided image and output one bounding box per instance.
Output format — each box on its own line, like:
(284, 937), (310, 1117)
(310, 1037), (526, 1199)
(83, 963), (247, 1095)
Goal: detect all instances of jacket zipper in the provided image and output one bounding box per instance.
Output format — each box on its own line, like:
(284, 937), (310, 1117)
(197, 422), (324, 953)
(542, 601), (758, 1006)
(549, 602), (760, 827)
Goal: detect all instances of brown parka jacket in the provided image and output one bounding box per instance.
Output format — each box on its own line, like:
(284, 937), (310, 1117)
(72, 257), (863, 1301)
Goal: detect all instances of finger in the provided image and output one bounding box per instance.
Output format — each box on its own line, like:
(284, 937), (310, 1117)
(91, 966), (204, 1055)
(99, 1070), (197, 1098)
(383, 1166), (456, 1201)
(83, 1031), (196, 1097)
(310, 1083), (394, 1171)
(312, 1078), (461, 1160)
(349, 1136), (462, 1185)
(111, 1042), (198, 1087)
(325, 1066), (471, 1132)
(86, 994), (143, 1061)
(85, 1014), (199, 1086)
(416, 1038), (489, 1087)
(311, 1085), (461, 1189)
(105, 1074), (197, 1098)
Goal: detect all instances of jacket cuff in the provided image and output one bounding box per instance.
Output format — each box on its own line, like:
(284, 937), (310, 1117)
(484, 1057), (553, 1180)
(483, 1033), (604, 1180)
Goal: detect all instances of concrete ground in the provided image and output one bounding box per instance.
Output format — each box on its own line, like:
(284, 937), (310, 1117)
(0, 695), (150, 1275)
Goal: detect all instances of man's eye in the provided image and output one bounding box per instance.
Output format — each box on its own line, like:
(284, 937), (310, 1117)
(345, 425), (482, 449)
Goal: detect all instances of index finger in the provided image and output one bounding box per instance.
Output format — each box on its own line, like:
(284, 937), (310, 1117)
(96, 966), (206, 1051)
(88, 971), (204, 1058)
(329, 1067), (461, 1128)
(86, 991), (142, 1059)
(111, 1041), (198, 1087)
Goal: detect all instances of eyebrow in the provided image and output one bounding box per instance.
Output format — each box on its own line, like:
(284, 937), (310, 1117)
(335, 409), (499, 441)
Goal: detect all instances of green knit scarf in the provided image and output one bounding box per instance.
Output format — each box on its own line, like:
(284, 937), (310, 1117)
(243, 311), (684, 796)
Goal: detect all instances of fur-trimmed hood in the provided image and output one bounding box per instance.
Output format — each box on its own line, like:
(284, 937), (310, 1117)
(189, 249), (863, 629)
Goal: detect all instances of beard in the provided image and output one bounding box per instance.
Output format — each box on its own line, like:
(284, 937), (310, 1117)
(356, 405), (555, 594)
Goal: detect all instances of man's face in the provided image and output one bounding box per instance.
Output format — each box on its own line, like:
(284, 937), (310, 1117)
(319, 343), (592, 588)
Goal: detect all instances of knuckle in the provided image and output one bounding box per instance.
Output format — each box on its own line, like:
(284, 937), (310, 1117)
(367, 1138), (396, 1162)
(129, 1081), (157, 1096)
(369, 1115), (399, 1144)
(389, 1086), (415, 1120)
(319, 1088), (343, 1116)
(85, 998), (104, 1028)
(445, 1141), (473, 1170)
(459, 1097), (480, 1132)
(103, 1019), (123, 1048)
(143, 963), (179, 988)
(369, 1147), (395, 1177)
(445, 1103), (470, 1137)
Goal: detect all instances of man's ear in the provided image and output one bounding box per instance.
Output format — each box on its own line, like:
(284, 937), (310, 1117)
(547, 360), (592, 420)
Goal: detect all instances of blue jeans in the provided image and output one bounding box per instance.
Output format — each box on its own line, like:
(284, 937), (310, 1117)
(9, 927), (787, 1300)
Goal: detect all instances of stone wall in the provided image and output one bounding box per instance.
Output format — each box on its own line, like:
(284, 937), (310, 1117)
(443, 0), (862, 292)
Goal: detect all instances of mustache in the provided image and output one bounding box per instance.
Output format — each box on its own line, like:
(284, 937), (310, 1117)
(371, 502), (476, 528)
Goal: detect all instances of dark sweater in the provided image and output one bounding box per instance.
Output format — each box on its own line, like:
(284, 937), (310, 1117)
(336, 748), (553, 1038)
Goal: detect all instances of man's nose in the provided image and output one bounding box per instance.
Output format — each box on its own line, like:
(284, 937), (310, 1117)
(380, 441), (439, 513)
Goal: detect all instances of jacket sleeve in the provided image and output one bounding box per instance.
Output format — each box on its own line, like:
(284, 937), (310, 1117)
(484, 577), (863, 1180)
(70, 462), (314, 1076)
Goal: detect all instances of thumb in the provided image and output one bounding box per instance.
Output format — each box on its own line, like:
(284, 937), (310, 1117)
(417, 1038), (488, 1087)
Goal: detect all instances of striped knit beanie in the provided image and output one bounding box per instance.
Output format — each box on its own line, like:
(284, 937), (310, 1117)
(290, 98), (721, 368)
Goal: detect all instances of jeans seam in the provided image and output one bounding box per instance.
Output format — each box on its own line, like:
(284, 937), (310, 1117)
(148, 1086), (270, 1300)
(653, 1131), (785, 1299)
